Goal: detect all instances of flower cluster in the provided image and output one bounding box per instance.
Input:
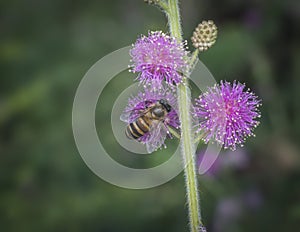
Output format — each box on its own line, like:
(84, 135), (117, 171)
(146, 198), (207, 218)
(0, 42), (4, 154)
(193, 81), (261, 150)
(121, 3), (263, 232)
(130, 31), (188, 87)
(121, 30), (187, 152)
(123, 27), (261, 153)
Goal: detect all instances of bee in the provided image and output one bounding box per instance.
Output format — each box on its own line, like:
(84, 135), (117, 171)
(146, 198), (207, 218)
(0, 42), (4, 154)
(121, 99), (172, 153)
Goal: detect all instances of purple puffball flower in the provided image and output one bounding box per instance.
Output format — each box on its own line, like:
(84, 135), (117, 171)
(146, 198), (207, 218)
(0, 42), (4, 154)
(120, 86), (179, 153)
(193, 81), (261, 150)
(130, 31), (188, 87)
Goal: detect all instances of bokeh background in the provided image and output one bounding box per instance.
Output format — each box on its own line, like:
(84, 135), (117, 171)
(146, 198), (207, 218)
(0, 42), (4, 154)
(1, 0), (300, 231)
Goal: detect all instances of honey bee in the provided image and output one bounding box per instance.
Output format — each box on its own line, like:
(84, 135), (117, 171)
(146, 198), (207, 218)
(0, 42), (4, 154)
(120, 99), (172, 153)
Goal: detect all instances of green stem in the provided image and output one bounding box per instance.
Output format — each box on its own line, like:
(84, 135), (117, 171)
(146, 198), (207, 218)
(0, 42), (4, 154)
(177, 84), (202, 232)
(167, 0), (203, 231)
(167, 126), (181, 139)
(157, 0), (169, 13)
(190, 49), (199, 71)
(167, 0), (182, 40)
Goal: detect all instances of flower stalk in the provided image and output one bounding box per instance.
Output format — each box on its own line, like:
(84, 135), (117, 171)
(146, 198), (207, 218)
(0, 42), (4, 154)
(127, 2), (261, 231)
(157, 0), (169, 13)
(167, 0), (203, 231)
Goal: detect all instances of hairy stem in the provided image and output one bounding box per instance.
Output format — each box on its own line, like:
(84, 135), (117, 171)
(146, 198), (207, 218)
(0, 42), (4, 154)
(167, 0), (203, 231)
(177, 84), (202, 232)
(167, 0), (182, 40)
(157, 0), (169, 13)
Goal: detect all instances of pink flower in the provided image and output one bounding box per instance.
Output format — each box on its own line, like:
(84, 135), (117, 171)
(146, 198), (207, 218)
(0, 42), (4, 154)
(193, 81), (261, 150)
(130, 31), (188, 87)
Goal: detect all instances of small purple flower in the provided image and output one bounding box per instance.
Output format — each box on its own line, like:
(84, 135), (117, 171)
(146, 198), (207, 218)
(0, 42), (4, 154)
(120, 86), (179, 153)
(193, 81), (261, 150)
(130, 31), (188, 87)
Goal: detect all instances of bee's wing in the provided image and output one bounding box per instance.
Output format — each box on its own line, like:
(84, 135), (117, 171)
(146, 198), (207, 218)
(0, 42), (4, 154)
(120, 108), (141, 123)
(120, 105), (153, 123)
(146, 121), (168, 153)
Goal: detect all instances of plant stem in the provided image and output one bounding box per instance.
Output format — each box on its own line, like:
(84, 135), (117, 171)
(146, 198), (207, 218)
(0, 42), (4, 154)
(167, 0), (182, 40)
(157, 0), (169, 13)
(167, 0), (203, 231)
(190, 49), (199, 71)
(167, 126), (181, 139)
(177, 84), (202, 232)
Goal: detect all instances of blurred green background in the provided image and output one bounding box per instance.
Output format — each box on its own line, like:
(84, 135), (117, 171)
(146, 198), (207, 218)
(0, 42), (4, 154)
(1, 0), (300, 231)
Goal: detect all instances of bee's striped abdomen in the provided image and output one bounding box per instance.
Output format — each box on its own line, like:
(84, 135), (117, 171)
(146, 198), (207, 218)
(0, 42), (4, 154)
(125, 126), (137, 139)
(137, 117), (150, 133)
(126, 116), (151, 140)
(132, 121), (145, 136)
(126, 122), (143, 140)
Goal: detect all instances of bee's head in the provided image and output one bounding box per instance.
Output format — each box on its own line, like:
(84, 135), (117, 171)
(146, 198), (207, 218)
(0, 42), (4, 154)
(159, 99), (172, 112)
